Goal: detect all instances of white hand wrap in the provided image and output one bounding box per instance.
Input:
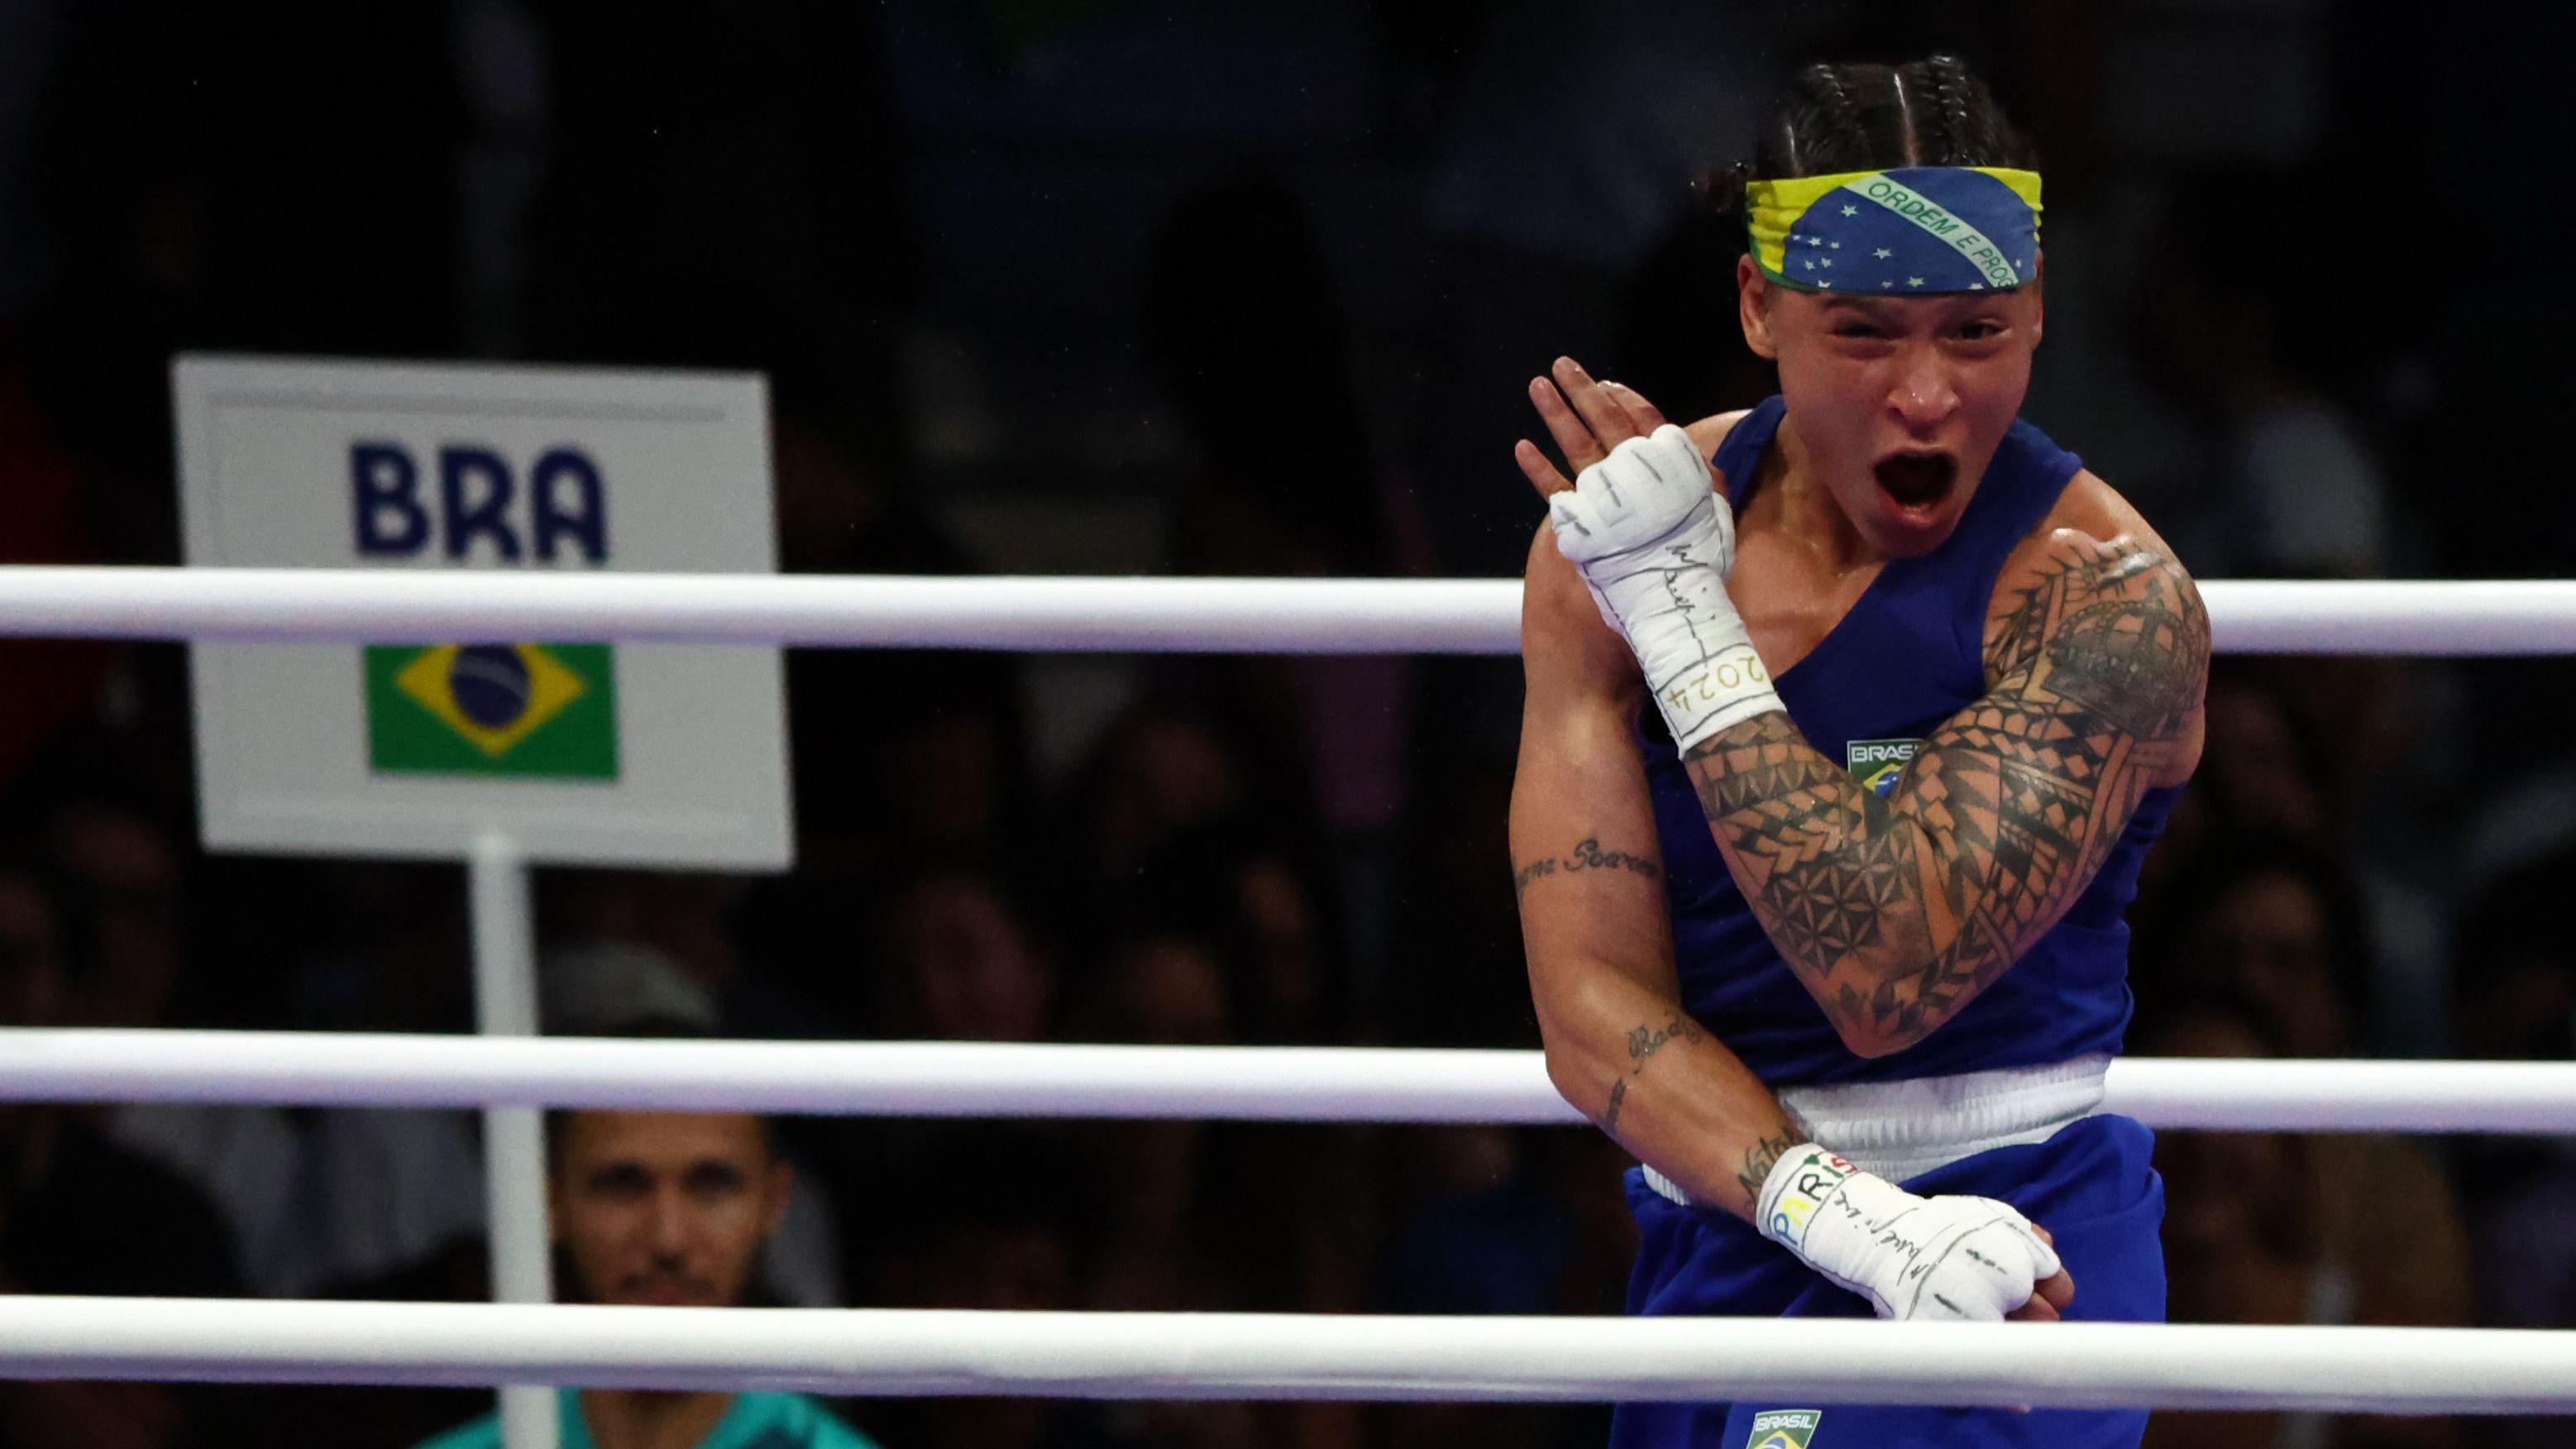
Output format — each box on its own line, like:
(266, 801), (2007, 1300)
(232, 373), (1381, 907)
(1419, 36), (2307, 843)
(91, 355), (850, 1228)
(1546, 424), (1780, 752)
(1756, 1143), (2063, 1322)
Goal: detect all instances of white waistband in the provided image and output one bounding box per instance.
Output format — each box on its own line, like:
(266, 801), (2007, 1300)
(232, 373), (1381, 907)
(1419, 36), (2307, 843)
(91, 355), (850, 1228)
(1641, 1054), (2112, 1208)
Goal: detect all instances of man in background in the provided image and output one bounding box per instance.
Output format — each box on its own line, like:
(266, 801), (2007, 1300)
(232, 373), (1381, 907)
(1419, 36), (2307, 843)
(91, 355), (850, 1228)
(414, 1107), (877, 1449)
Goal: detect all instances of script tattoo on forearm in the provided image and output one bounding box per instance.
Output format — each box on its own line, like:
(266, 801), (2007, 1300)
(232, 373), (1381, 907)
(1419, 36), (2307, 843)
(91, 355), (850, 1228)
(1626, 1013), (1704, 1070)
(1595, 1013), (1704, 1136)
(1682, 536), (2207, 1054)
(1511, 837), (1662, 899)
(1736, 1129), (1800, 1206)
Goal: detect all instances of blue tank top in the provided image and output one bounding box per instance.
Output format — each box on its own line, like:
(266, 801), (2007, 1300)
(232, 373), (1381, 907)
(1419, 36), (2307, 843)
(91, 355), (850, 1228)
(1642, 396), (2181, 1086)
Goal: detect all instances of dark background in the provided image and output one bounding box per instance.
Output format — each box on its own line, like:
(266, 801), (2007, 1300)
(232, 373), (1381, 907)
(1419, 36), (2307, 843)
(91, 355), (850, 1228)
(2, 2), (2573, 1447)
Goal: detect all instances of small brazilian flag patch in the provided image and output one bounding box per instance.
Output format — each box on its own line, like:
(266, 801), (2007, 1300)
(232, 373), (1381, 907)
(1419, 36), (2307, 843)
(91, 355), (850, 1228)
(1745, 1408), (1822, 1449)
(364, 643), (619, 781)
(1844, 737), (1920, 798)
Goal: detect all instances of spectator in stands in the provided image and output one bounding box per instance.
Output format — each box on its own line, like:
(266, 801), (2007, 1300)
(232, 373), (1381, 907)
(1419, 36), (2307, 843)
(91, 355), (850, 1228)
(29, 787), (314, 1292)
(535, 961), (845, 1310)
(413, 1106), (878, 1449)
(2446, 846), (2576, 1447)
(1063, 704), (1252, 896)
(1114, 824), (1344, 1046)
(2134, 831), (2371, 1059)
(2185, 664), (2336, 846)
(542, 869), (816, 1040)
(2450, 847), (2576, 1346)
(870, 1128), (1128, 1449)
(1092, 927), (1232, 1047)
(17, 778), (499, 1310)
(872, 867), (1055, 1044)
(0, 857), (243, 1449)
(2143, 992), (2468, 1449)
(2449, 844), (2576, 1071)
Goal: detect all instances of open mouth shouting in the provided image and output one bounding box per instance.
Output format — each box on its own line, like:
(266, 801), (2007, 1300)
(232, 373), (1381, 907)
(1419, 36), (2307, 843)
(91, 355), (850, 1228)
(1872, 450), (1959, 527)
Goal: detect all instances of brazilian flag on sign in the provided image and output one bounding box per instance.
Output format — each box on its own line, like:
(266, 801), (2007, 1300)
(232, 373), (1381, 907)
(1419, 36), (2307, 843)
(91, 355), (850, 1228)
(364, 643), (619, 781)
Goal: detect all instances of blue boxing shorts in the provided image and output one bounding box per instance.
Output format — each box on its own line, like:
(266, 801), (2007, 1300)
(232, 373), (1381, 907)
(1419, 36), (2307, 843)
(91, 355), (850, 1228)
(1609, 1112), (2164, 1449)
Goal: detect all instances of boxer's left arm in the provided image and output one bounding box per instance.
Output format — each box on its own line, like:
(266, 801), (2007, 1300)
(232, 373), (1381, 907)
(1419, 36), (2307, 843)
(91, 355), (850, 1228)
(1684, 528), (2206, 1058)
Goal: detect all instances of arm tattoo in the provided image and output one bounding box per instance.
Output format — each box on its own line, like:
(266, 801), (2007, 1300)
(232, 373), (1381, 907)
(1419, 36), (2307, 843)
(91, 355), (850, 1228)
(1598, 1014), (1704, 1136)
(1736, 1129), (1800, 1206)
(1512, 836), (1662, 899)
(1511, 857), (1558, 897)
(1683, 535), (2207, 1054)
(1625, 1013), (1704, 1071)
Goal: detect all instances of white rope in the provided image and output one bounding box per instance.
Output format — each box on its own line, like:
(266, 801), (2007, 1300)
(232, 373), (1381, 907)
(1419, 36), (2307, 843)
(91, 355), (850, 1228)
(5, 1031), (2573, 1134)
(1, 1298), (2569, 1413)
(0, 567), (1522, 653)
(0, 1031), (1558, 1121)
(0, 567), (2571, 655)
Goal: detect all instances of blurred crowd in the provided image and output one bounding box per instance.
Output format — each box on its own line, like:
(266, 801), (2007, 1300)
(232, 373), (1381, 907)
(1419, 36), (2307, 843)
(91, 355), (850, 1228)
(4, 3), (2576, 1448)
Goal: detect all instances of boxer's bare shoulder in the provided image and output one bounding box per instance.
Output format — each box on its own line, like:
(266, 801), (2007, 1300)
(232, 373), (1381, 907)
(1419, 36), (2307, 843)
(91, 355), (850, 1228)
(1684, 410), (1752, 470)
(1982, 466), (2209, 787)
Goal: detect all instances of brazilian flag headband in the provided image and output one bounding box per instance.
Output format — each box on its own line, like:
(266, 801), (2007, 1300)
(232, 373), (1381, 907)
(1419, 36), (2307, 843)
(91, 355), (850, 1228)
(1747, 165), (2042, 294)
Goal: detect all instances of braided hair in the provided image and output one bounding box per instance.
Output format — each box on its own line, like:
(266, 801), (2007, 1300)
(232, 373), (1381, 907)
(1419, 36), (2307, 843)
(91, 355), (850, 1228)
(1704, 54), (2037, 245)
(1924, 53), (1977, 165)
(1790, 63), (1871, 172)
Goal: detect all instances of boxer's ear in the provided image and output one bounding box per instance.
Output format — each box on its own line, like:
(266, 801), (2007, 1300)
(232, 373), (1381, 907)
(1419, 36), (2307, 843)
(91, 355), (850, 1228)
(1737, 256), (1780, 361)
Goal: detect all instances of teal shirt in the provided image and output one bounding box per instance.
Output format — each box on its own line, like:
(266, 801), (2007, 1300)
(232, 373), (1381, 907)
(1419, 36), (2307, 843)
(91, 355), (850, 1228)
(414, 1390), (880, 1449)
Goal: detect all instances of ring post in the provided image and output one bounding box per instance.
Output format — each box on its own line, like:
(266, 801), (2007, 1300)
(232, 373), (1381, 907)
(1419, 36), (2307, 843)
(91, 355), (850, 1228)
(471, 834), (557, 1449)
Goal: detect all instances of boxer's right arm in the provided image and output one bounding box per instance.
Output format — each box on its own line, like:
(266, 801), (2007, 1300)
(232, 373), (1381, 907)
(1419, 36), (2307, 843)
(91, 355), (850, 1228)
(1512, 519), (1806, 1222)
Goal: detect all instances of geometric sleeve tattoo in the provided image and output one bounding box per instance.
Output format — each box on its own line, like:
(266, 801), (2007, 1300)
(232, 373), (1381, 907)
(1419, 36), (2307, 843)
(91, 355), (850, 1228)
(1681, 535), (2210, 1056)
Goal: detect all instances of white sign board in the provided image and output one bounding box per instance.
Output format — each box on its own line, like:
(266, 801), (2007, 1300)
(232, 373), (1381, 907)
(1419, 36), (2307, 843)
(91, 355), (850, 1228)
(176, 355), (793, 868)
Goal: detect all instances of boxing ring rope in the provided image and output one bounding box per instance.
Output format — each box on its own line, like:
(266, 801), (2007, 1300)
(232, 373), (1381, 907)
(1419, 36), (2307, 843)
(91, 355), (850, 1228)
(2, 1298), (2570, 1415)
(8, 563), (2576, 1419)
(3, 565), (2576, 654)
(6, 1029), (2576, 1135)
